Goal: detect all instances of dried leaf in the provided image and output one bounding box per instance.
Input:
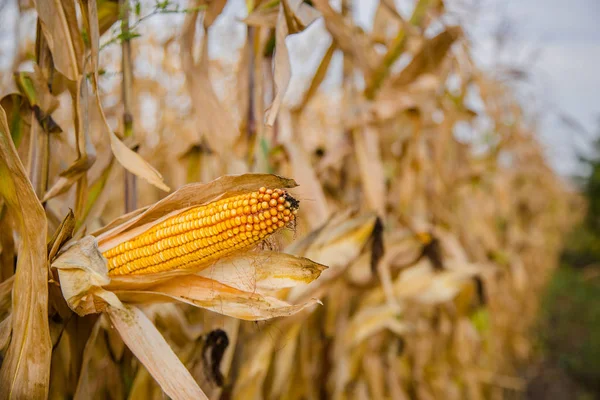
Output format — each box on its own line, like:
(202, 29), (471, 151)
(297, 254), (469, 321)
(232, 333), (277, 398)
(311, 0), (380, 75)
(0, 314), (11, 353)
(353, 125), (386, 215)
(0, 211), (16, 281)
(107, 304), (208, 400)
(386, 26), (462, 89)
(181, 12), (239, 157)
(77, 155), (114, 230)
(295, 1), (321, 27)
(366, 259), (483, 307)
(97, 0), (119, 35)
(264, 2), (291, 126)
(265, 0), (320, 125)
(280, 111), (330, 226)
(73, 316), (125, 399)
(114, 275), (321, 321)
(203, 0), (228, 28)
(0, 94), (31, 153)
(269, 323), (302, 397)
(0, 276), (12, 315)
(0, 106), (51, 398)
(34, 0), (84, 80)
(15, 68), (59, 115)
(93, 85), (170, 192)
(372, 0), (402, 44)
(53, 238), (209, 398)
(291, 42), (336, 112)
(243, 6), (278, 28)
(43, 77), (96, 202)
(365, 0), (436, 98)
(47, 210), (76, 263)
(72, 317), (102, 400)
(343, 305), (408, 348)
(197, 252), (326, 293)
(52, 236), (118, 316)
(15, 69), (62, 134)
(287, 213), (378, 302)
(80, 0), (100, 78)
(128, 366), (163, 400)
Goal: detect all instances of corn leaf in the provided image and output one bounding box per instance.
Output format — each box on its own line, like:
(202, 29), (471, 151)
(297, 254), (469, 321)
(0, 314), (10, 354)
(265, 0), (320, 125)
(287, 213), (378, 302)
(34, 0), (84, 81)
(291, 42), (336, 112)
(107, 304), (208, 400)
(279, 111), (330, 227)
(180, 12), (239, 158)
(231, 333), (277, 398)
(97, 0), (119, 35)
(385, 26), (462, 90)
(0, 105), (51, 398)
(197, 252), (326, 292)
(353, 125), (386, 215)
(343, 304), (408, 348)
(269, 322), (302, 397)
(203, 0), (228, 28)
(93, 83), (170, 193)
(52, 236), (118, 316)
(264, 2), (292, 126)
(310, 0), (380, 75)
(0, 276), (12, 316)
(52, 238), (208, 398)
(244, 6), (278, 28)
(43, 76), (96, 202)
(114, 275), (321, 321)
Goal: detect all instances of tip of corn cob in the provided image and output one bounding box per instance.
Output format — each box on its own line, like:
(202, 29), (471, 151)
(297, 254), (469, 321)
(283, 191), (300, 211)
(103, 187), (299, 276)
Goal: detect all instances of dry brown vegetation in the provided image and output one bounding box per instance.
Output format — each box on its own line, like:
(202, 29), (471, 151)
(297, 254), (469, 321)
(0, 0), (575, 399)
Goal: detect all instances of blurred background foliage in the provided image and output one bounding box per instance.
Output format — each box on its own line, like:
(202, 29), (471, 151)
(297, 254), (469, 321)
(532, 120), (600, 399)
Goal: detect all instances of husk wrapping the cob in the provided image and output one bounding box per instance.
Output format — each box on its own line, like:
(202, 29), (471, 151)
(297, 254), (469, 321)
(50, 174), (324, 319)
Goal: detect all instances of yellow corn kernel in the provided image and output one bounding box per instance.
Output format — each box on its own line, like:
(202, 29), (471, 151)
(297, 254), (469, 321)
(102, 188), (299, 276)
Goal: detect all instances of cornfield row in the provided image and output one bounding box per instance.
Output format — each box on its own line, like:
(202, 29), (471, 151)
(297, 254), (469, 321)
(0, 0), (574, 399)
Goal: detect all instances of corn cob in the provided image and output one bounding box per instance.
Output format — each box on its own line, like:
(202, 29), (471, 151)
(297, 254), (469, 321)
(103, 187), (299, 276)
